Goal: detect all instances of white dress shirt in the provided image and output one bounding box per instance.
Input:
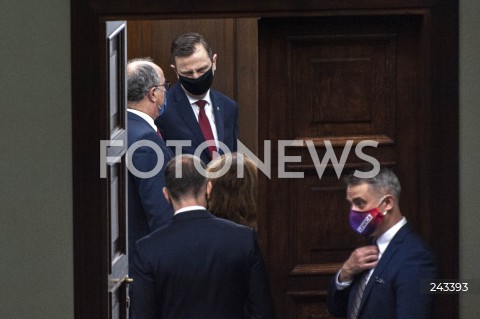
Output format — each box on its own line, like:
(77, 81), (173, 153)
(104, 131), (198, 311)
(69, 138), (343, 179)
(174, 205), (207, 216)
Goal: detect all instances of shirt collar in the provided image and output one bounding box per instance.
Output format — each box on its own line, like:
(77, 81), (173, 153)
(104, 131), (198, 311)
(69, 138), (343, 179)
(174, 205), (207, 215)
(184, 90), (212, 108)
(376, 217), (407, 256)
(128, 109), (158, 132)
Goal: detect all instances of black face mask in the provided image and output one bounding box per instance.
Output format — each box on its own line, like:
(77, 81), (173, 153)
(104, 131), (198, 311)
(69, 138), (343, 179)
(178, 67), (214, 95)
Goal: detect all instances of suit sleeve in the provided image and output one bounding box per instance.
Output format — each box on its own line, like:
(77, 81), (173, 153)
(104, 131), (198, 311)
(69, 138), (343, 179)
(130, 137), (173, 230)
(131, 243), (157, 319)
(395, 248), (437, 319)
(327, 273), (352, 317)
(245, 231), (276, 319)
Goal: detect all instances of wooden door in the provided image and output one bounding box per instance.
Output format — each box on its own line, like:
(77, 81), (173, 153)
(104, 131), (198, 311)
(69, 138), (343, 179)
(73, 21), (130, 318)
(105, 21), (130, 319)
(257, 15), (452, 318)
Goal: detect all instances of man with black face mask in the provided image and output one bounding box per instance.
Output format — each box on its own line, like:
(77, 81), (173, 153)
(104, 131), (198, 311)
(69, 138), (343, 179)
(156, 32), (239, 164)
(327, 168), (437, 319)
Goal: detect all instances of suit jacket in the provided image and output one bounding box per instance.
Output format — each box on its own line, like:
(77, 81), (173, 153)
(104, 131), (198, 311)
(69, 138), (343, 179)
(327, 223), (437, 319)
(155, 82), (239, 164)
(131, 209), (276, 319)
(127, 111), (174, 269)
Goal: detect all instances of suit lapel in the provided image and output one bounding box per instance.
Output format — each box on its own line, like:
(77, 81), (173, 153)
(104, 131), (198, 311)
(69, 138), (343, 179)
(211, 91), (225, 152)
(172, 84), (206, 146)
(356, 224), (411, 314)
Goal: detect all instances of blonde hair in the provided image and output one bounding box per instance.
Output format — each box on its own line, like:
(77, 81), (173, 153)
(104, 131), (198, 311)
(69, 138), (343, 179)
(207, 153), (257, 228)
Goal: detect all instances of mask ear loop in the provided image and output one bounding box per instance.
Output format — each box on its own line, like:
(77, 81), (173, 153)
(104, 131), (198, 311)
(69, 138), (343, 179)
(378, 195), (390, 216)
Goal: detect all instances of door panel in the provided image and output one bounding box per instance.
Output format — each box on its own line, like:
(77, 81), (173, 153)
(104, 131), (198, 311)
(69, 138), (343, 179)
(106, 21), (130, 319)
(258, 16), (428, 318)
(292, 43), (396, 143)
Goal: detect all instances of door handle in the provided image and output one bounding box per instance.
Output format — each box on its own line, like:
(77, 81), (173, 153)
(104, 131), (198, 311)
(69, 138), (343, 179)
(110, 275), (134, 289)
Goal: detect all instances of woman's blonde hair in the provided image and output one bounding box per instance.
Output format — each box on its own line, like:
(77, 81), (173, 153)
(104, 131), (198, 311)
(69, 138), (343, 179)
(207, 153), (257, 228)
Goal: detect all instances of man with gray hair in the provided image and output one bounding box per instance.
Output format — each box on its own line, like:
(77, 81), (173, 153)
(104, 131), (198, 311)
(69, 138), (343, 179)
(327, 168), (437, 319)
(126, 58), (174, 275)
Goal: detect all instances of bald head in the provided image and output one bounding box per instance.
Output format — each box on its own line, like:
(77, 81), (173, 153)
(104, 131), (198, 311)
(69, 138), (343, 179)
(128, 59), (165, 82)
(127, 58), (164, 101)
(127, 58), (166, 119)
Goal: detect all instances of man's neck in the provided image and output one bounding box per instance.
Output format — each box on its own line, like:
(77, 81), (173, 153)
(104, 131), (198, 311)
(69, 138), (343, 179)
(172, 198), (207, 212)
(174, 205), (207, 215)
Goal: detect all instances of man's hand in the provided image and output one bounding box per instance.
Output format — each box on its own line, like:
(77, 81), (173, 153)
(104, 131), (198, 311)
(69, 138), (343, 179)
(339, 245), (379, 283)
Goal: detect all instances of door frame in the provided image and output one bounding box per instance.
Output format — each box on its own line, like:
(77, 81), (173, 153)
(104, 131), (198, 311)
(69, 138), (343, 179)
(71, 1), (458, 318)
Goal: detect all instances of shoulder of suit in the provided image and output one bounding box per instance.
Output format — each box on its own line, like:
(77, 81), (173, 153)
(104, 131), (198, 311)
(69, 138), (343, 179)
(212, 216), (255, 234)
(210, 89), (237, 105)
(128, 124), (163, 145)
(394, 224), (433, 252)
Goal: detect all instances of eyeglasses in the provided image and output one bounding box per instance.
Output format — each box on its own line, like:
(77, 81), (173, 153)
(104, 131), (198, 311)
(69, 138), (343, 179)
(145, 81), (170, 94)
(155, 81), (170, 93)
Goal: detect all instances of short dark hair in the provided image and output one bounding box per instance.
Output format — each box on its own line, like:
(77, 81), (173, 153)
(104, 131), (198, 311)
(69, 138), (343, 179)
(164, 154), (208, 201)
(171, 32), (213, 61)
(127, 58), (159, 102)
(344, 167), (401, 201)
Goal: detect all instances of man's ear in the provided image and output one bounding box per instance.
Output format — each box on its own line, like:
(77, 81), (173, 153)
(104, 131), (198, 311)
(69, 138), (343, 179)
(146, 87), (157, 103)
(212, 53), (217, 72)
(206, 181), (212, 199)
(163, 187), (170, 202)
(384, 195), (395, 212)
(170, 64), (180, 79)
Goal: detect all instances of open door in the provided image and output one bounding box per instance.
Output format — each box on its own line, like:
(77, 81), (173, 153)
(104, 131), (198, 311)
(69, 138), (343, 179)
(73, 20), (130, 318)
(105, 21), (130, 318)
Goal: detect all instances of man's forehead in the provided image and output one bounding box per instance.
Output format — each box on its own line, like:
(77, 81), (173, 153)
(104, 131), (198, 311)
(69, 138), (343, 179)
(346, 183), (371, 200)
(177, 58), (210, 68)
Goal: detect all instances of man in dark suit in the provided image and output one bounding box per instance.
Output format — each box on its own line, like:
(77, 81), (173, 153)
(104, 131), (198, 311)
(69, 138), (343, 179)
(327, 168), (437, 319)
(131, 154), (275, 319)
(126, 58), (174, 271)
(156, 32), (239, 164)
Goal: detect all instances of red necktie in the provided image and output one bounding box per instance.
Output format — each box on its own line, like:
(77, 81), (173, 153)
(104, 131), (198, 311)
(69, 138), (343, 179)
(196, 100), (217, 159)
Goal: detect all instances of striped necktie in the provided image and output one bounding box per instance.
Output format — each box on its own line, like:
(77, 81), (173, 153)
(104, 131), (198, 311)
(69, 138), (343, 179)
(350, 270), (369, 319)
(350, 240), (378, 319)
